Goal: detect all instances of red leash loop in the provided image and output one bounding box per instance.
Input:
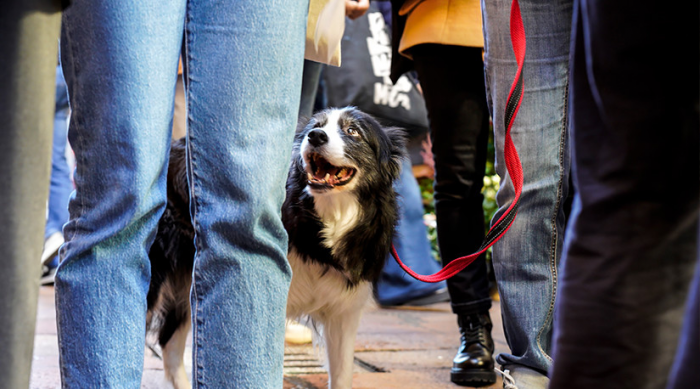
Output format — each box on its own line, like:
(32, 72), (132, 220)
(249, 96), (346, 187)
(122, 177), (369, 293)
(392, 0), (526, 283)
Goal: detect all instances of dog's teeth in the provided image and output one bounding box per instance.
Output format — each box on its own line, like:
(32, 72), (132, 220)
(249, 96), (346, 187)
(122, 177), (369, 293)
(307, 172), (313, 181)
(324, 173), (330, 182)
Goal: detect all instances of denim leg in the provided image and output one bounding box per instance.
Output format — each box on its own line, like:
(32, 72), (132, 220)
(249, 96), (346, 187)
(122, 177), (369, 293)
(376, 157), (446, 306)
(482, 0), (573, 374)
(183, 0), (307, 387)
(549, 1), (699, 388)
(45, 64), (72, 239)
(56, 0), (185, 386)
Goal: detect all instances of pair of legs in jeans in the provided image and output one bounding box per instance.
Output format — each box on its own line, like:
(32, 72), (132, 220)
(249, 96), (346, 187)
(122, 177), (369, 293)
(56, 0), (307, 387)
(483, 0), (573, 386)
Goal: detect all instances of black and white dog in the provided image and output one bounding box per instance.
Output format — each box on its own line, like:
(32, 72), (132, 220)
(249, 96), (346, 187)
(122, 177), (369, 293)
(147, 107), (406, 389)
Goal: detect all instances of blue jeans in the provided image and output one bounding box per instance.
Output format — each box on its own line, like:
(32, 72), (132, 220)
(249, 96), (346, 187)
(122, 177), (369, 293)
(376, 158), (446, 306)
(56, 0), (308, 387)
(482, 0), (573, 376)
(45, 64), (71, 241)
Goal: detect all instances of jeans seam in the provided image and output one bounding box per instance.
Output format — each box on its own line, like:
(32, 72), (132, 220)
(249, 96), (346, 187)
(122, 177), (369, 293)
(56, 11), (84, 388)
(534, 71), (569, 364)
(183, 8), (205, 388)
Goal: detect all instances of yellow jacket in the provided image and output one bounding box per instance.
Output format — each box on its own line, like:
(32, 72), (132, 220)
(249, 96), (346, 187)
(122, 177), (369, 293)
(398, 0), (484, 59)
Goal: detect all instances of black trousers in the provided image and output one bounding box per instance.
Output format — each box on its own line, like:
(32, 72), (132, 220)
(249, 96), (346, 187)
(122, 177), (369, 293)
(412, 44), (492, 315)
(549, 1), (699, 388)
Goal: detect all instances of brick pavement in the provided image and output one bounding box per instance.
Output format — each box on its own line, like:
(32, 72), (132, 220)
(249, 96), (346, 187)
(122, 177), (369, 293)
(30, 286), (507, 388)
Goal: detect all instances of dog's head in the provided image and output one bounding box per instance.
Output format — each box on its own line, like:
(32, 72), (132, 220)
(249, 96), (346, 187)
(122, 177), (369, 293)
(294, 107), (406, 195)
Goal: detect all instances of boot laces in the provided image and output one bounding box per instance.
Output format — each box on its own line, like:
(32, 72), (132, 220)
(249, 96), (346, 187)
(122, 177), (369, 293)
(495, 368), (518, 389)
(461, 322), (489, 346)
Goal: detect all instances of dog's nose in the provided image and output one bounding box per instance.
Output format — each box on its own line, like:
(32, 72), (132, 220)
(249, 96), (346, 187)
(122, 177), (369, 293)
(307, 129), (329, 147)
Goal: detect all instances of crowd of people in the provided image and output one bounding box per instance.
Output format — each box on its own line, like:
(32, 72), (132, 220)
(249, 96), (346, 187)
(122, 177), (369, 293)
(2, 0), (698, 388)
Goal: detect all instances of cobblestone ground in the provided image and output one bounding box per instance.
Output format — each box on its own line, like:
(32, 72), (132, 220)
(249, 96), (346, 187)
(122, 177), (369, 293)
(31, 286), (507, 389)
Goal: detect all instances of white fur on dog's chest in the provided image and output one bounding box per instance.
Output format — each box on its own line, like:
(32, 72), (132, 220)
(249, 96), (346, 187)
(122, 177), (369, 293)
(308, 189), (361, 251)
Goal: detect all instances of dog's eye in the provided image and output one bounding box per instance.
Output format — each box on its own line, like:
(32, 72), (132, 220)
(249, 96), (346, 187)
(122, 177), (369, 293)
(346, 127), (360, 137)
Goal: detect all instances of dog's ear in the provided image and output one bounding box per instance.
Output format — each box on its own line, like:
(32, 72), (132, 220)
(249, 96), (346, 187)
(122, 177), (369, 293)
(381, 126), (408, 181)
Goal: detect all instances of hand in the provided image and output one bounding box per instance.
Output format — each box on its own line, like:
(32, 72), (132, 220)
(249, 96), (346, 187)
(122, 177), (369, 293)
(345, 0), (370, 20)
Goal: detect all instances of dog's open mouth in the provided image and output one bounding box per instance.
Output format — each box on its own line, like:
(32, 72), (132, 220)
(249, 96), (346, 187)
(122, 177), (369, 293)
(306, 153), (356, 188)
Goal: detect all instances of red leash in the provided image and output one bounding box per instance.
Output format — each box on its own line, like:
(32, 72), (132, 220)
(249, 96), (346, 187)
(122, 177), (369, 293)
(392, 0), (526, 283)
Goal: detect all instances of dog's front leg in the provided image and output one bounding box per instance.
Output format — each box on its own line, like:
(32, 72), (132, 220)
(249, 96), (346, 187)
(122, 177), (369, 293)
(162, 320), (192, 389)
(323, 311), (362, 389)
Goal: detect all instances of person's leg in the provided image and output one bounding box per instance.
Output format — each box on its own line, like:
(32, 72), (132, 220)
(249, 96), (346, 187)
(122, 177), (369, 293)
(0, 1), (62, 388)
(666, 259), (700, 388)
(413, 43), (491, 322)
(44, 64), (72, 245)
(41, 64), (73, 283)
(376, 157), (446, 306)
(549, 1), (699, 388)
(298, 59), (324, 119)
(482, 0), (573, 384)
(56, 0), (184, 386)
(183, 0), (307, 386)
(412, 43), (493, 386)
(45, 64), (71, 241)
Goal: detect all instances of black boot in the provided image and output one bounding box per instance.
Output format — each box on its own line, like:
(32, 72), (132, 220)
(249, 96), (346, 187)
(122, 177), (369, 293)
(451, 313), (496, 387)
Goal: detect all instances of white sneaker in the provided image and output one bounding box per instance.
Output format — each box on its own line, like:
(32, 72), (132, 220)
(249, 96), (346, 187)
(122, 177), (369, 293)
(497, 365), (550, 389)
(285, 320), (313, 344)
(41, 232), (64, 267)
(41, 266), (57, 286)
(496, 368), (518, 389)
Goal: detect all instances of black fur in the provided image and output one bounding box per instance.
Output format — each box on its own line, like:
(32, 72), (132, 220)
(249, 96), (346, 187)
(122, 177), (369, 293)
(146, 138), (194, 348)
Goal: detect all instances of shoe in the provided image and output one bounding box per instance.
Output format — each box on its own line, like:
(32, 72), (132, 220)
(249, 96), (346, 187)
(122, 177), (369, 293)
(496, 365), (549, 389)
(41, 232), (64, 267)
(451, 313), (496, 387)
(41, 265), (57, 286)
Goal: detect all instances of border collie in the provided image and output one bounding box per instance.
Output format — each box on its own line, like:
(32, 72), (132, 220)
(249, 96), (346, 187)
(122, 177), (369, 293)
(147, 107), (406, 389)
